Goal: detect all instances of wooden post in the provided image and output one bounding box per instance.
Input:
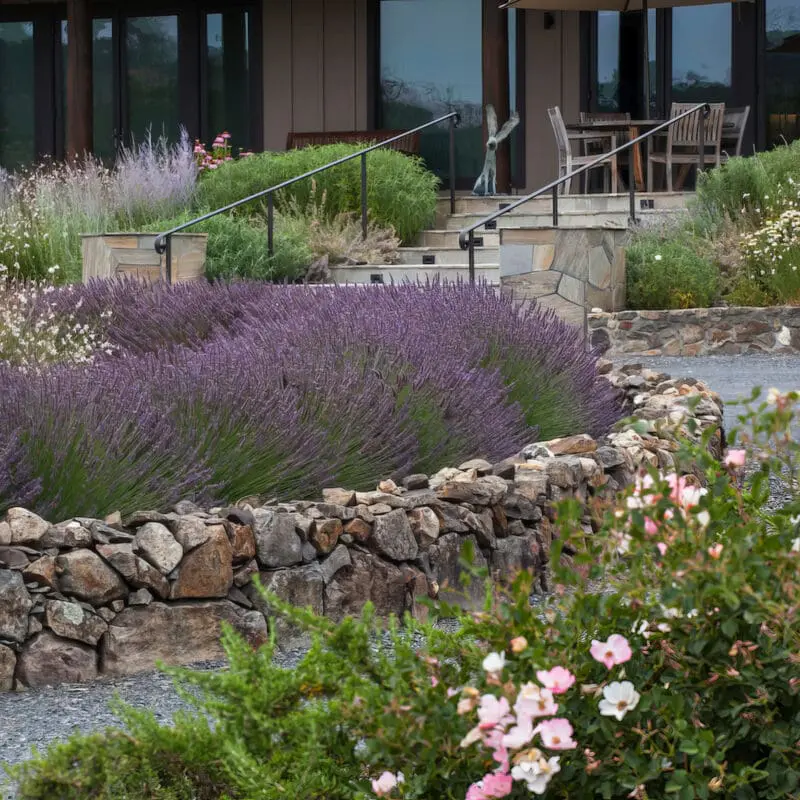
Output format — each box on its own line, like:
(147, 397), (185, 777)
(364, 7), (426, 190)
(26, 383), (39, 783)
(482, 0), (511, 194)
(66, 0), (93, 160)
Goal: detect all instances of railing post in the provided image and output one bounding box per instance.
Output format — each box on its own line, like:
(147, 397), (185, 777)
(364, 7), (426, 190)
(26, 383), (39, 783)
(468, 230), (475, 284)
(449, 114), (457, 216)
(552, 185), (559, 227)
(361, 152), (368, 240)
(164, 234), (172, 285)
(698, 110), (706, 178)
(267, 193), (274, 257)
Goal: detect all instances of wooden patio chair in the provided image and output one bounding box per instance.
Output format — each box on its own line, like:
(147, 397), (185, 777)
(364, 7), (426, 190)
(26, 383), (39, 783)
(647, 102), (725, 192)
(548, 106), (617, 194)
(580, 111), (631, 189)
(721, 106), (751, 160)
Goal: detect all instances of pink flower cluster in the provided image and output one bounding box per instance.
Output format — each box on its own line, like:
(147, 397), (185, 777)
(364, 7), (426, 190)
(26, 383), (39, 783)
(193, 131), (254, 172)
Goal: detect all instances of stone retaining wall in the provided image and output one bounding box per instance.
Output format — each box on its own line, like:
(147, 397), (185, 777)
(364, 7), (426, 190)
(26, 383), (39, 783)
(0, 364), (724, 692)
(590, 306), (800, 356)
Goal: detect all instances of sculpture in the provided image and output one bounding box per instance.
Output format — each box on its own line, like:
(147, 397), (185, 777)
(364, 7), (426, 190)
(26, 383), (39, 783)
(472, 104), (520, 196)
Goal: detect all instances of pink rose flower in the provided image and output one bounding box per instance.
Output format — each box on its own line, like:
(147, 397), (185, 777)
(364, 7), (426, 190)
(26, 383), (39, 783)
(514, 682), (558, 720)
(644, 516), (659, 536)
(708, 543), (723, 559)
(536, 667), (576, 695)
(535, 718), (578, 750)
(590, 634), (633, 669)
(477, 695), (512, 729)
(502, 720), (535, 749)
(723, 449), (746, 467)
(466, 774), (512, 800)
(656, 542), (668, 556)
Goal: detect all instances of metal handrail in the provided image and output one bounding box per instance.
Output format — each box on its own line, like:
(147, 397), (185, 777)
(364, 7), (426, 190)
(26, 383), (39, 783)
(458, 103), (711, 281)
(154, 111), (461, 282)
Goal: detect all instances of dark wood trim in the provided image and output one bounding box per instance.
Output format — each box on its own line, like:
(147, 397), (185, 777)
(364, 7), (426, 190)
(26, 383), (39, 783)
(654, 8), (668, 117)
(34, 13), (57, 158)
(366, 0), (378, 130)
(178, 6), (200, 141)
(482, 0), (511, 193)
(65, 0), (93, 158)
(513, 7), (526, 190)
(247, 0), (264, 151)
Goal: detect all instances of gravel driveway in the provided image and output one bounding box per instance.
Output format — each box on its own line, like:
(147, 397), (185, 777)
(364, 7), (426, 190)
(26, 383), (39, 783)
(2, 354), (799, 796)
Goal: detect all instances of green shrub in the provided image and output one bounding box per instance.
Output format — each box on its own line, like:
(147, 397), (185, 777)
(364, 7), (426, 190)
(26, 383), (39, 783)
(626, 228), (720, 309)
(195, 144), (439, 243)
(12, 393), (800, 800)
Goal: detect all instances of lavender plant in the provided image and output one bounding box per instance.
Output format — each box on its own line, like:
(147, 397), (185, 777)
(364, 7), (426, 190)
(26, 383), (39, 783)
(0, 281), (622, 518)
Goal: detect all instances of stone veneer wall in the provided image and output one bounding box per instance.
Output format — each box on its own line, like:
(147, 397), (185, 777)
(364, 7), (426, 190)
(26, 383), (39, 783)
(590, 306), (800, 356)
(499, 227), (628, 327)
(0, 364), (724, 692)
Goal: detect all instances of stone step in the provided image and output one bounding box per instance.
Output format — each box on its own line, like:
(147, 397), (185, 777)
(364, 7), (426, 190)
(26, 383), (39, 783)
(328, 263), (500, 285)
(436, 191), (691, 216)
(443, 210), (632, 231)
(417, 229), (500, 248)
(396, 246), (498, 266)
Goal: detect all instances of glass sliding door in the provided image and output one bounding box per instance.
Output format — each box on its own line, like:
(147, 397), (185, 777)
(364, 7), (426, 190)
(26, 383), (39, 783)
(125, 15), (180, 145)
(671, 4), (732, 104)
(379, 0), (483, 183)
(766, 0), (800, 146)
(0, 22), (35, 170)
(205, 11), (252, 151)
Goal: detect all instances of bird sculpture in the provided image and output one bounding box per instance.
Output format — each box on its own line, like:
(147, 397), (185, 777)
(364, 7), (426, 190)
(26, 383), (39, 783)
(472, 104), (520, 196)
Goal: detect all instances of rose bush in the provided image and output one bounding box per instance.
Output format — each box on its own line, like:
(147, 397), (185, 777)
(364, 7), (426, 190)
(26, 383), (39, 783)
(10, 392), (800, 800)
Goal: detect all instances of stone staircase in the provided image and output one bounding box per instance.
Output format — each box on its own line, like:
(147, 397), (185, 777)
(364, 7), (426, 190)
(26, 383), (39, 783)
(329, 192), (691, 287)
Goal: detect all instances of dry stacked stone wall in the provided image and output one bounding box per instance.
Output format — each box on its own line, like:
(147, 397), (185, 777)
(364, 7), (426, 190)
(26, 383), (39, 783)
(0, 363), (724, 692)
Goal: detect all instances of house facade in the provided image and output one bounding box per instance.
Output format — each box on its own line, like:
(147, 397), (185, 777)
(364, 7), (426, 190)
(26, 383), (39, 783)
(0, 0), (798, 193)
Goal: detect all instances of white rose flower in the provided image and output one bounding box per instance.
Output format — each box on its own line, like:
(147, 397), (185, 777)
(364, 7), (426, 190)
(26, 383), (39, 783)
(482, 651), (507, 675)
(598, 680), (641, 721)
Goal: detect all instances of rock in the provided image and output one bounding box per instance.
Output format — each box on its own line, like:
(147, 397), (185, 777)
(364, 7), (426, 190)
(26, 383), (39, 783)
(377, 479), (398, 494)
(123, 510), (173, 527)
(491, 504), (509, 537)
(253, 510), (303, 568)
(312, 503), (355, 521)
(41, 521), (92, 549)
(370, 503), (393, 515)
(514, 472), (548, 502)
(16, 632), (97, 688)
(104, 511), (123, 527)
(252, 565), (324, 650)
(491, 536), (541, 585)
(96, 607), (116, 623)
(45, 600), (108, 646)
(135, 523), (183, 574)
(402, 474), (429, 490)
(95, 544), (169, 600)
(174, 500), (202, 516)
(431, 503), (469, 533)
(127, 588), (152, 606)
(429, 467), (465, 490)
(325, 551), (407, 622)
(5, 508), (50, 546)
(89, 521), (133, 545)
(226, 523), (257, 564)
(457, 458), (493, 475)
(23, 556), (58, 590)
(408, 507), (440, 548)
(474, 509), (497, 550)
(320, 544), (352, 584)
(233, 559), (259, 588)
(402, 489), (439, 508)
(542, 434), (597, 456)
(309, 518), (343, 555)
(219, 506), (256, 529)
(437, 476), (507, 506)
(522, 443), (554, 460)
(169, 516), (212, 552)
(354, 505), (376, 524)
(322, 488), (356, 507)
(27, 616), (43, 635)
(594, 446), (625, 469)
(227, 585), (252, 608)
(427, 534), (487, 609)
(101, 602), (268, 677)
(0, 547), (30, 570)
(0, 644), (15, 690)
(492, 457), (524, 479)
(545, 457), (582, 489)
(354, 491), (411, 509)
(0, 569), (33, 643)
(371, 510), (418, 561)
(343, 518), (372, 543)
(503, 493), (543, 522)
(0, 522), (10, 547)
(302, 542), (318, 563)
(170, 526), (233, 599)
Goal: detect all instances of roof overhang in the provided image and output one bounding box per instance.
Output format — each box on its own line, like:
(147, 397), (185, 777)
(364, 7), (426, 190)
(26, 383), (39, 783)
(501, 0), (748, 10)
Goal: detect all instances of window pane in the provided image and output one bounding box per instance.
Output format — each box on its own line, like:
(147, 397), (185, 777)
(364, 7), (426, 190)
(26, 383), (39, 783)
(0, 22), (35, 170)
(205, 12), (252, 152)
(379, 0), (483, 182)
(597, 12), (620, 111)
(766, 0), (800, 146)
(672, 4), (732, 104)
(125, 16), (180, 145)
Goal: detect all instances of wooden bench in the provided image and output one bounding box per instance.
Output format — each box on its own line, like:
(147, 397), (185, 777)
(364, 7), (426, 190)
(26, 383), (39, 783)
(286, 129), (421, 156)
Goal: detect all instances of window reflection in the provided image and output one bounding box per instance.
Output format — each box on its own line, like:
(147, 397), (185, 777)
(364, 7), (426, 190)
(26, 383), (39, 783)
(206, 12), (251, 152)
(766, 0), (800, 146)
(0, 22), (34, 170)
(671, 4), (732, 104)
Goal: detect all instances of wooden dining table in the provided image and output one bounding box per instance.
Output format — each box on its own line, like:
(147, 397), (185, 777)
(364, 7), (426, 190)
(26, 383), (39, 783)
(565, 119), (667, 192)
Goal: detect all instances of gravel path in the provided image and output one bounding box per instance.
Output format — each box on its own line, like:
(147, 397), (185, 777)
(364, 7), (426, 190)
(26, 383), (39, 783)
(2, 354), (798, 796)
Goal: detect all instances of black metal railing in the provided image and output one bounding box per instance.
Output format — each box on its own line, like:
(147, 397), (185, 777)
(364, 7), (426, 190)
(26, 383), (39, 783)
(154, 111), (460, 282)
(458, 103), (711, 281)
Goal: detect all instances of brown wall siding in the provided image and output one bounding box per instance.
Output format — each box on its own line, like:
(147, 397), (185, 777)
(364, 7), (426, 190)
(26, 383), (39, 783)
(523, 10), (581, 190)
(262, 0), (369, 151)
